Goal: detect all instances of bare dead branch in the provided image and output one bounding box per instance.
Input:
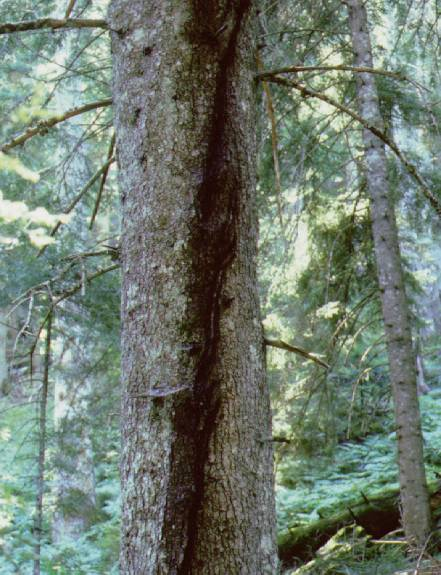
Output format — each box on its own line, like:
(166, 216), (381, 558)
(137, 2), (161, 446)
(257, 64), (409, 82)
(257, 54), (285, 231)
(0, 18), (108, 35)
(38, 156), (116, 257)
(29, 263), (119, 356)
(89, 132), (116, 229)
(64, 0), (78, 18)
(12, 293), (34, 357)
(264, 75), (441, 219)
(54, 263), (120, 304)
(1, 99), (113, 153)
(264, 337), (329, 369)
(272, 436), (291, 443)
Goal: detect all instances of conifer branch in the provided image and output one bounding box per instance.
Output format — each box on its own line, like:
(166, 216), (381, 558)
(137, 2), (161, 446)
(1, 99), (113, 153)
(257, 64), (409, 82)
(264, 337), (329, 369)
(62, 248), (119, 261)
(263, 75), (441, 219)
(0, 18), (108, 35)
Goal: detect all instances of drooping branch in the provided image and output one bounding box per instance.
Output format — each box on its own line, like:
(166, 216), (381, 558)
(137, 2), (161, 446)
(89, 133), (116, 229)
(11, 244), (119, 317)
(257, 64), (414, 83)
(29, 263), (119, 356)
(331, 289), (377, 347)
(0, 18), (108, 35)
(53, 157), (116, 230)
(256, 54), (285, 230)
(38, 156), (116, 257)
(64, 0), (78, 18)
(1, 99), (113, 153)
(62, 247), (120, 262)
(264, 337), (329, 369)
(53, 263), (120, 305)
(263, 75), (441, 219)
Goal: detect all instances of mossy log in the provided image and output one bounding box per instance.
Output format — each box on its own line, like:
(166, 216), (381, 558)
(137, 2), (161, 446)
(278, 482), (441, 565)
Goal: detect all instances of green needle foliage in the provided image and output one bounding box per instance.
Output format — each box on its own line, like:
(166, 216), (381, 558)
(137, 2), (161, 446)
(1, 0), (441, 572)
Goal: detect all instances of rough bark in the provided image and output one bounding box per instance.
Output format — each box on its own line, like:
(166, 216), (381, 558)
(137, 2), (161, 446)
(346, 0), (431, 547)
(109, 1), (277, 574)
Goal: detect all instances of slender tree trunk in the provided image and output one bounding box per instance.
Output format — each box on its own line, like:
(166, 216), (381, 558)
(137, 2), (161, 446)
(346, 0), (431, 547)
(416, 352), (430, 395)
(109, 1), (277, 573)
(52, 343), (96, 543)
(415, 333), (430, 395)
(33, 312), (52, 575)
(0, 308), (8, 395)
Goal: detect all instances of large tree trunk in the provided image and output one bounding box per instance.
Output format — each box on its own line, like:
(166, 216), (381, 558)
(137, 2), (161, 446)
(346, 0), (431, 547)
(108, 2), (277, 573)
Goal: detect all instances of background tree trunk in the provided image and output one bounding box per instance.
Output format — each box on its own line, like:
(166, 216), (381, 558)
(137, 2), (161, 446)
(109, 1), (277, 573)
(33, 312), (52, 575)
(52, 342), (96, 543)
(50, 23), (97, 542)
(346, 0), (431, 547)
(0, 308), (8, 396)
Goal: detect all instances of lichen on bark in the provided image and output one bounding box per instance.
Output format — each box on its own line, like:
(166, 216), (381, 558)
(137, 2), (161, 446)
(346, 0), (431, 548)
(109, 1), (278, 573)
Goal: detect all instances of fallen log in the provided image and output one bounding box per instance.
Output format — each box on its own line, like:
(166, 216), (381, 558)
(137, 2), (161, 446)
(278, 482), (441, 565)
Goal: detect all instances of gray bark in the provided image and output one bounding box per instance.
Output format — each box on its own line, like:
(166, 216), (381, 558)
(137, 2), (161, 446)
(33, 313), (52, 575)
(346, 0), (431, 547)
(109, 1), (277, 574)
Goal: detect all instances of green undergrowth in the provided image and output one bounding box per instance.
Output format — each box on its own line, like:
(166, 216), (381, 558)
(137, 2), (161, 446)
(286, 525), (441, 575)
(277, 389), (441, 574)
(1, 390), (441, 573)
(286, 525), (410, 574)
(0, 398), (120, 574)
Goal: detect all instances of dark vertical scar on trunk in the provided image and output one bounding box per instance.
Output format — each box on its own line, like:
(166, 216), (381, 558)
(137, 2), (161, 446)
(161, 2), (252, 573)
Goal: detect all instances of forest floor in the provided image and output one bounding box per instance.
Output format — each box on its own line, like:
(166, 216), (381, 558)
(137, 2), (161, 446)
(278, 389), (441, 574)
